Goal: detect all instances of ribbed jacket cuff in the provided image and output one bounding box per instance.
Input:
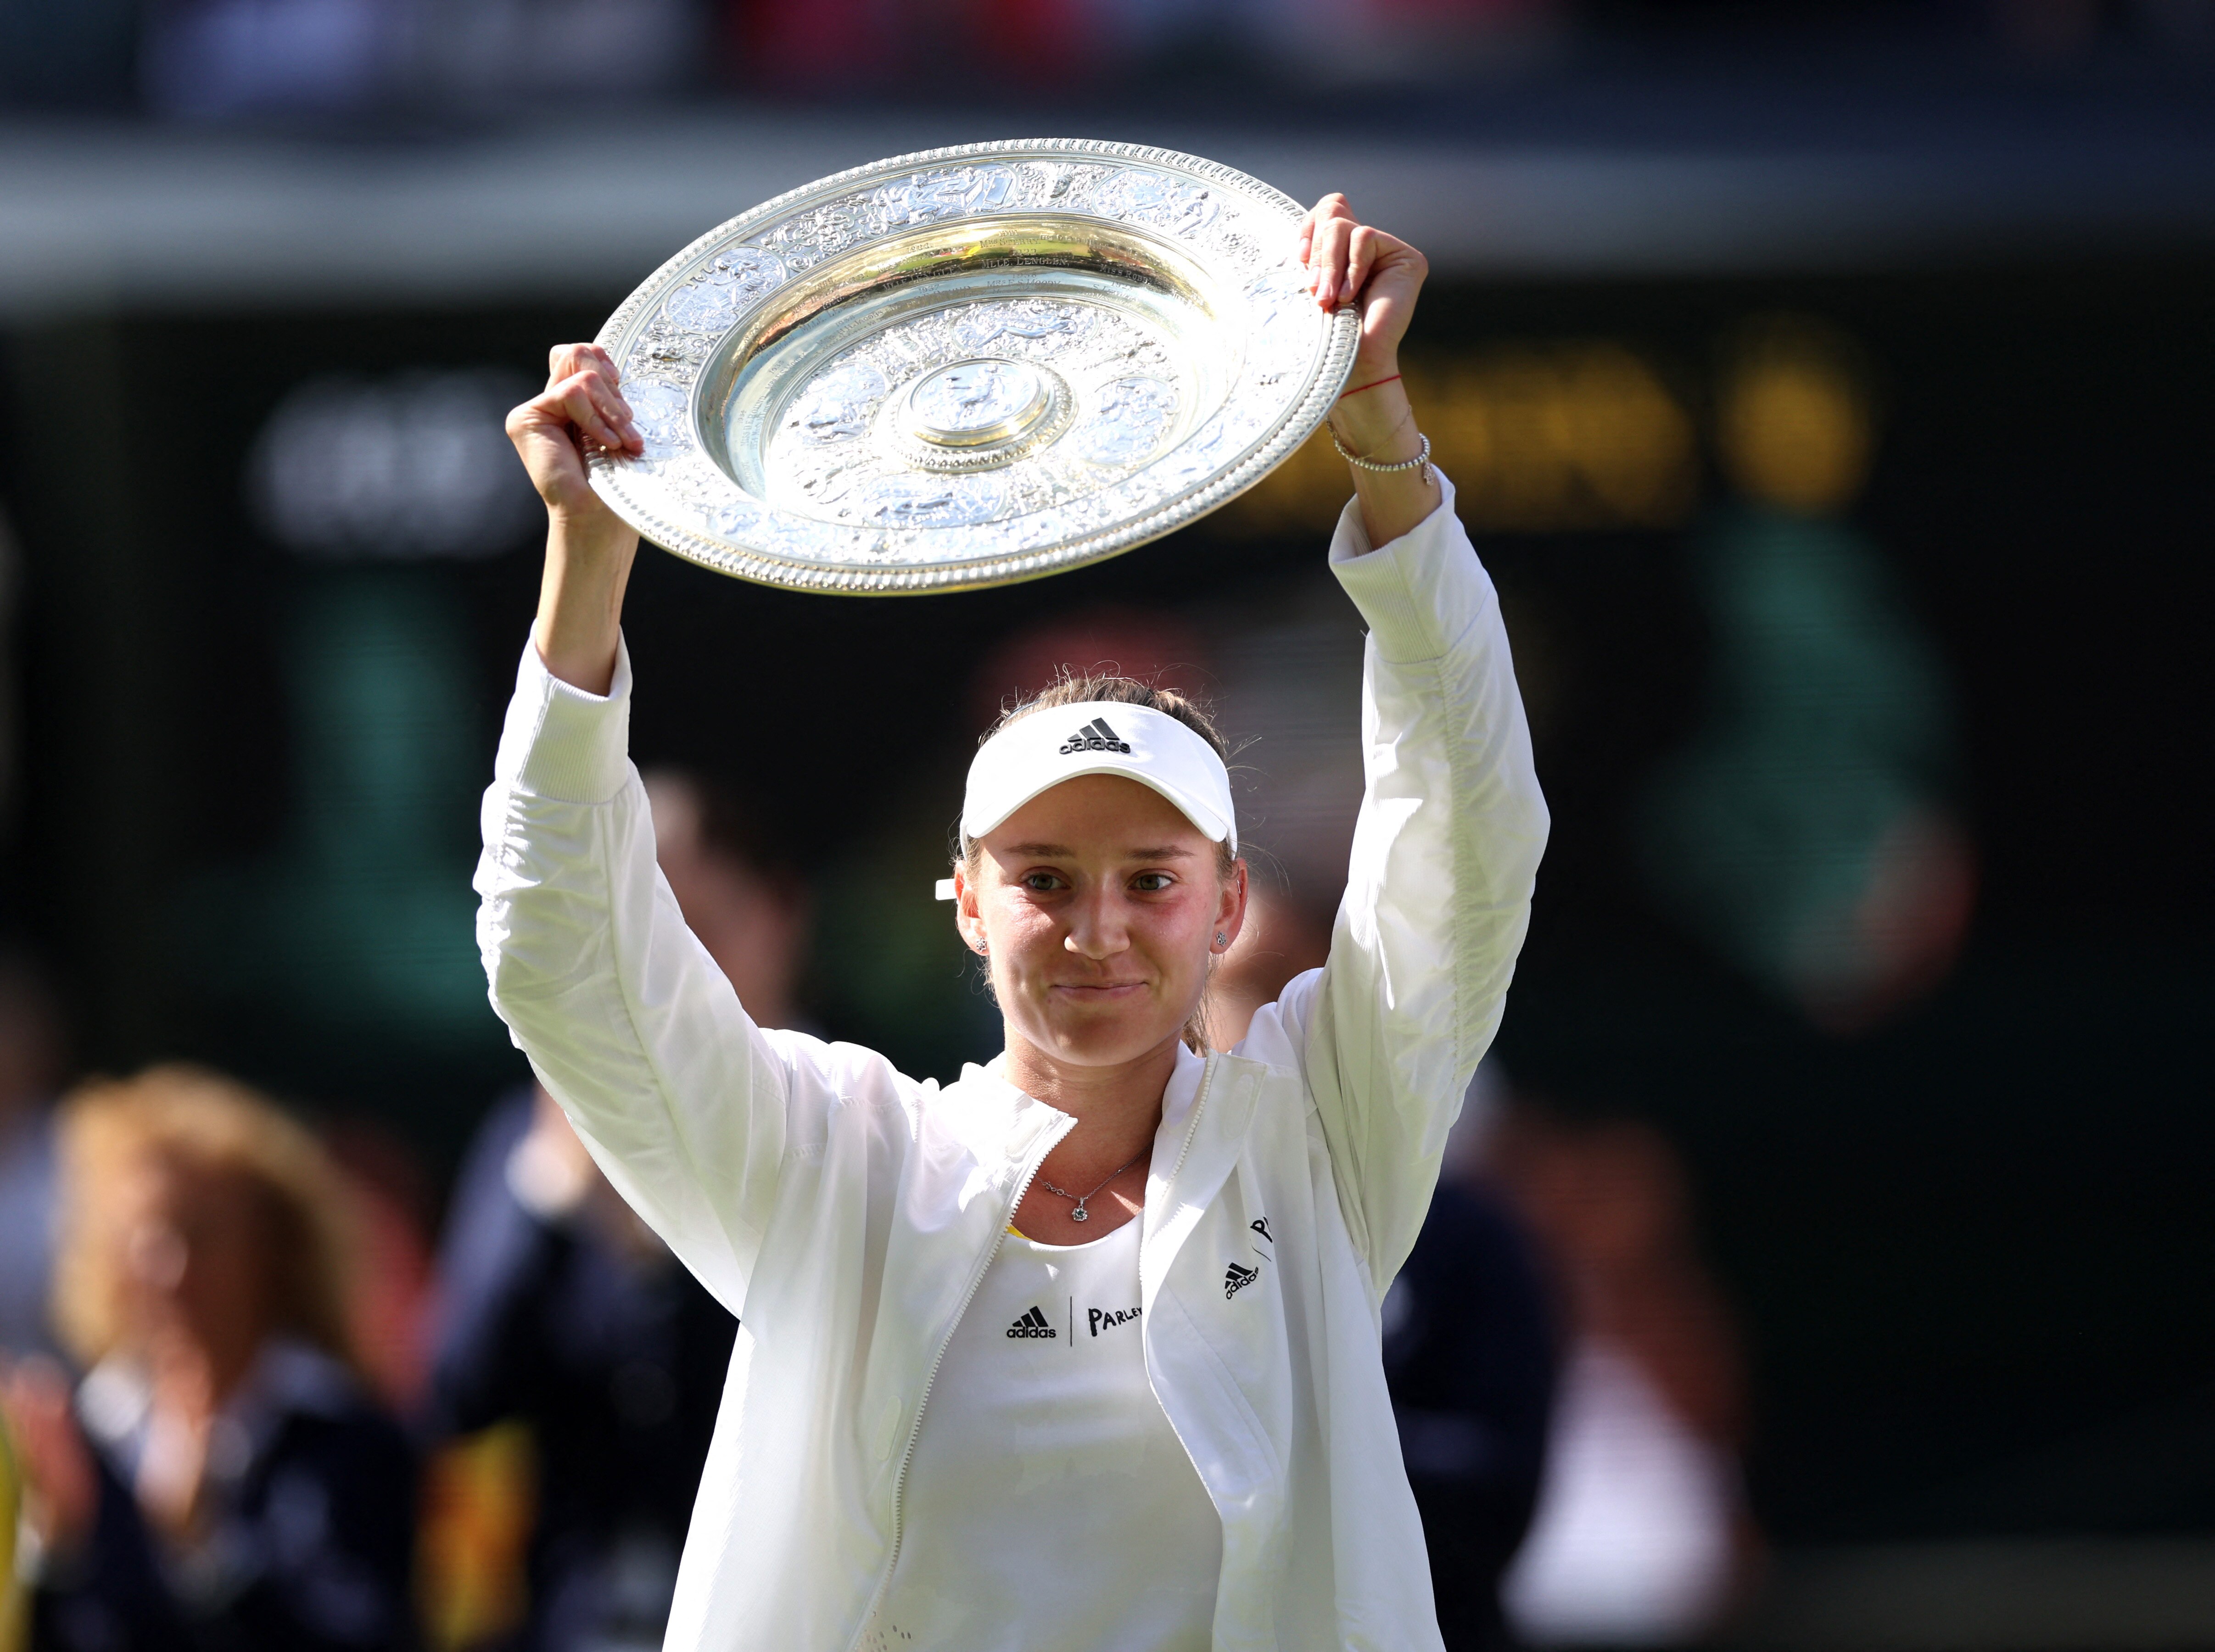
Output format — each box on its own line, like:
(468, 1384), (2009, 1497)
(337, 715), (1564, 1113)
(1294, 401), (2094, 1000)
(493, 636), (635, 803)
(1327, 471), (1488, 664)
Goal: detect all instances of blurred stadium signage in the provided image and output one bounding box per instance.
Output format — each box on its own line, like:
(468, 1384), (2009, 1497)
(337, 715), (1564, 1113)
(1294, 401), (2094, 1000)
(1224, 342), (1695, 536)
(249, 370), (538, 560)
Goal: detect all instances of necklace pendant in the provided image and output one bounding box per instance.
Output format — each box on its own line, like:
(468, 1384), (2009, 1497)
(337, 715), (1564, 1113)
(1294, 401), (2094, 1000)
(1070, 1205), (1089, 1222)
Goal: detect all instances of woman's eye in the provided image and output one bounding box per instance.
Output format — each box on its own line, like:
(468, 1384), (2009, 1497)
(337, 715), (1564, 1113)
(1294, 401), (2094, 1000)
(1021, 872), (1062, 892)
(1132, 873), (1173, 893)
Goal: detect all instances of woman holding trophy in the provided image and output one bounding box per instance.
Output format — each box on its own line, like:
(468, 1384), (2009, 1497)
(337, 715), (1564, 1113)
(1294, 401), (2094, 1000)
(480, 187), (1548, 1651)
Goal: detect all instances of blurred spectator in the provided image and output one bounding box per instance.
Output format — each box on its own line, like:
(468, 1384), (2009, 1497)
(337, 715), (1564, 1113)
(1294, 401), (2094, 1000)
(1383, 1127), (1556, 1649)
(140, 0), (408, 118)
(0, 952), (68, 1362)
(422, 769), (801, 1652)
(1267, 0), (1566, 82)
(725, 0), (901, 87)
(426, 1091), (735, 1651)
(6, 1064), (416, 1651)
(1216, 889), (1556, 1649)
(324, 1120), (442, 1413)
(967, 608), (1210, 735)
(1488, 1096), (1754, 1647)
(1641, 315), (1975, 1032)
(417, 0), (704, 109)
(638, 768), (811, 1032)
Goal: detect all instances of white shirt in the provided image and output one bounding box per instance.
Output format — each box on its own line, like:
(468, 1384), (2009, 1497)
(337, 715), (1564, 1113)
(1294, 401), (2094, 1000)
(865, 1217), (1221, 1652)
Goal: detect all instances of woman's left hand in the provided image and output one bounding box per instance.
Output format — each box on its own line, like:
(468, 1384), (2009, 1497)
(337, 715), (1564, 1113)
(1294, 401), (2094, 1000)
(1298, 194), (1429, 383)
(1298, 194), (1441, 545)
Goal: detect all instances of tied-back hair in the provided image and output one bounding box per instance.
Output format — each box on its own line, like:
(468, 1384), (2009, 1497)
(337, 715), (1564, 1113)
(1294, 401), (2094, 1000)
(957, 671), (1242, 1053)
(52, 1064), (359, 1374)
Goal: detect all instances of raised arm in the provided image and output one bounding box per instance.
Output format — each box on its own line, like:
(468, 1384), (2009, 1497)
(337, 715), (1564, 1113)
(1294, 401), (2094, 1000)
(475, 347), (794, 1311)
(1278, 201), (1550, 1295)
(508, 342), (643, 694)
(1297, 193), (1439, 548)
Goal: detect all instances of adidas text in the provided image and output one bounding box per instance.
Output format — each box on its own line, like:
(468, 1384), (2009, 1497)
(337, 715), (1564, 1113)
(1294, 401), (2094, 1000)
(1224, 1262), (1261, 1299)
(1006, 1305), (1057, 1339)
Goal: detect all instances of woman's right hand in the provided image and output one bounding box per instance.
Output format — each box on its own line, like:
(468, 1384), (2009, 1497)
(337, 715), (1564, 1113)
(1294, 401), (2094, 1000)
(511, 344), (644, 695)
(507, 343), (643, 529)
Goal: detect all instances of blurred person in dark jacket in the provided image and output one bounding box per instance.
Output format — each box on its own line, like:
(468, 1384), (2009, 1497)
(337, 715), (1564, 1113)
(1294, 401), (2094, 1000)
(427, 769), (802, 1652)
(1384, 1075), (1555, 1652)
(1215, 887), (1555, 1650)
(1490, 1097), (1753, 1646)
(4, 1064), (416, 1652)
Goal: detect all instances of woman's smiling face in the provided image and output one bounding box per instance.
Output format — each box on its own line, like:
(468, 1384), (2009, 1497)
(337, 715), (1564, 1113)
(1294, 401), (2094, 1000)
(961, 774), (1247, 1070)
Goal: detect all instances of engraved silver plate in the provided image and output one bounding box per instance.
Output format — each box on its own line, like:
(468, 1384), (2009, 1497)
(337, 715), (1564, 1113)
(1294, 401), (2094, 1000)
(587, 140), (1359, 594)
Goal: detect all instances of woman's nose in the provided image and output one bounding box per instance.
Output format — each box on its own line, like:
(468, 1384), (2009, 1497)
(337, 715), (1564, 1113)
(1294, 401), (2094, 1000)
(1063, 889), (1129, 958)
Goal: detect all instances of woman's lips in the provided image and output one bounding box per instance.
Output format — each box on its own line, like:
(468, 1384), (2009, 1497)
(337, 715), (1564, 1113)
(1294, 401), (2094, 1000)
(1049, 981), (1147, 999)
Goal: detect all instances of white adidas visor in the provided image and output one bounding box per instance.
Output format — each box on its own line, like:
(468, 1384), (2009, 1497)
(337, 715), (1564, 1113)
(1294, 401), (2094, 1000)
(938, 702), (1236, 899)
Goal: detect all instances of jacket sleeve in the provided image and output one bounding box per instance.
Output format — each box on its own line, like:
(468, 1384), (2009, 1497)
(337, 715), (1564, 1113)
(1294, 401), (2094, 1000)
(1286, 473), (1549, 1297)
(473, 640), (793, 1314)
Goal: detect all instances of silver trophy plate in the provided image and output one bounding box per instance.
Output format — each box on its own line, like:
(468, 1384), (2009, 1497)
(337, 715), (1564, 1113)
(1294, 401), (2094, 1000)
(587, 140), (1359, 594)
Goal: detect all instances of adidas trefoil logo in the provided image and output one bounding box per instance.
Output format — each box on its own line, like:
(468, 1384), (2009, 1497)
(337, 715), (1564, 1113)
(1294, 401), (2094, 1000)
(1006, 1305), (1057, 1339)
(1059, 717), (1132, 756)
(1224, 1262), (1261, 1299)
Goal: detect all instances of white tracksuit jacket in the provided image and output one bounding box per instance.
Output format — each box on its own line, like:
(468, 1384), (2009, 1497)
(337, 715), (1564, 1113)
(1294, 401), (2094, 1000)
(474, 474), (1549, 1652)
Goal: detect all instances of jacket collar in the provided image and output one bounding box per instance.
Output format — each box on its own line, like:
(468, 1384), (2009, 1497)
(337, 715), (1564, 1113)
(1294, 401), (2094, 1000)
(938, 1043), (1266, 1234)
(942, 1056), (1072, 1188)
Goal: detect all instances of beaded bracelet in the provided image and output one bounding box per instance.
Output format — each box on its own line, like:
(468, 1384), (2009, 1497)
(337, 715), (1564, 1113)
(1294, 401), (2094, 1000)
(1330, 429), (1434, 487)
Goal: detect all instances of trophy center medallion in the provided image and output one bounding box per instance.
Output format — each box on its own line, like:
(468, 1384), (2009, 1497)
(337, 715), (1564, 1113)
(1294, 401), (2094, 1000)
(909, 359), (1050, 449)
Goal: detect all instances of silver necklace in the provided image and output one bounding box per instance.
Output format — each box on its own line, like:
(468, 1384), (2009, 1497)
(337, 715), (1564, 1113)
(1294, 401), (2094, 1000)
(1038, 1150), (1146, 1223)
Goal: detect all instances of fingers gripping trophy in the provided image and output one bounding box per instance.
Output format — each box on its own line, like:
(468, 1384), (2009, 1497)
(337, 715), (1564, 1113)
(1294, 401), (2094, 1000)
(482, 144), (1548, 1652)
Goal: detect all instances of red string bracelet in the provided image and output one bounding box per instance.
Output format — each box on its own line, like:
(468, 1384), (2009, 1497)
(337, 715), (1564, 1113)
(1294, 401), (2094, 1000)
(1338, 373), (1402, 400)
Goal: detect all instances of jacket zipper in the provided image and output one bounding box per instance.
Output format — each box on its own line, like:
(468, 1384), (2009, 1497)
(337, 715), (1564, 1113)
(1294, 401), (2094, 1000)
(846, 1110), (1074, 1652)
(1162, 1054), (1214, 1204)
(1136, 1053), (1216, 1309)
(1137, 1058), (1222, 1628)
(1139, 1051), (1214, 1362)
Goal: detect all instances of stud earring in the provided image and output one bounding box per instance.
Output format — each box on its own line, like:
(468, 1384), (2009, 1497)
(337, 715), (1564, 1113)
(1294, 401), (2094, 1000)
(1215, 931), (1229, 949)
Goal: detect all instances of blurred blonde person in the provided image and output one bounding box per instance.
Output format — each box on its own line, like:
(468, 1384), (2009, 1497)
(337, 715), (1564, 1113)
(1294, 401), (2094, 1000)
(5, 1066), (416, 1652)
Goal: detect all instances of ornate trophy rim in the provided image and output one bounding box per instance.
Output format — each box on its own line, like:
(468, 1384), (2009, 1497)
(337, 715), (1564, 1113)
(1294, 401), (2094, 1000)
(587, 138), (1360, 596)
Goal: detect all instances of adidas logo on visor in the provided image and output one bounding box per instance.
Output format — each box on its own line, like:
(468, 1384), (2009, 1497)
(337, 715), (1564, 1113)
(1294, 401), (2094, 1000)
(1006, 1305), (1057, 1339)
(1058, 717), (1132, 756)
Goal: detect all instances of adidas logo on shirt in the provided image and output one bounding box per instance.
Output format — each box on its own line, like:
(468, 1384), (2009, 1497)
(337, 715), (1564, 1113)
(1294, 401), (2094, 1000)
(1006, 1305), (1057, 1339)
(1224, 1262), (1260, 1299)
(1058, 717), (1132, 756)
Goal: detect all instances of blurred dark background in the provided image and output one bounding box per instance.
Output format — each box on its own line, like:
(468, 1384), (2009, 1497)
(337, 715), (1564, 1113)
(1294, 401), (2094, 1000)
(1, 1), (2211, 1647)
